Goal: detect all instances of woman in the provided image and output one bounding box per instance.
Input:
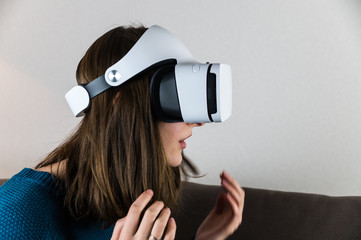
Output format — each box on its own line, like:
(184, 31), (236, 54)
(0, 25), (244, 239)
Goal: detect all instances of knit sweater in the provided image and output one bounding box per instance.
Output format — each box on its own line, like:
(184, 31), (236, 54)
(0, 168), (114, 239)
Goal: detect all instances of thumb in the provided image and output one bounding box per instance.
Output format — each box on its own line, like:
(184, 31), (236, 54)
(111, 217), (127, 240)
(214, 192), (228, 214)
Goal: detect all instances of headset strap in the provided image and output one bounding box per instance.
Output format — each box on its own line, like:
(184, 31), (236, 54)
(65, 25), (196, 117)
(84, 75), (110, 99)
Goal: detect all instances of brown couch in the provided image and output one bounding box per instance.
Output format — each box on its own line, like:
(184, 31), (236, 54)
(1, 179), (361, 239)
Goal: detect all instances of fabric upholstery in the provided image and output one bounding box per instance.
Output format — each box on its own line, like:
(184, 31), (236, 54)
(176, 182), (361, 240)
(1, 179), (361, 239)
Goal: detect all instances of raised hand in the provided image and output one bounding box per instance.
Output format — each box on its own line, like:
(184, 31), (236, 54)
(195, 171), (245, 240)
(111, 190), (176, 240)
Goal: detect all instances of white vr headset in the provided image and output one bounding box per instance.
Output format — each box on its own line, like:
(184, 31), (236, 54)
(65, 25), (232, 123)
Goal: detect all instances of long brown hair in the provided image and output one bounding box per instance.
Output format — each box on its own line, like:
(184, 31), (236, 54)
(36, 25), (198, 224)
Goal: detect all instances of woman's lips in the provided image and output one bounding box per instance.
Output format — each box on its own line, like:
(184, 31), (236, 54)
(179, 134), (191, 149)
(179, 140), (186, 149)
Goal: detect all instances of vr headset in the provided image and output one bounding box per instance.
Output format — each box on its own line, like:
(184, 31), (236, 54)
(65, 25), (232, 123)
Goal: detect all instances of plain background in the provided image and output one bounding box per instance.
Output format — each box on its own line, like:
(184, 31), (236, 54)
(1, 0), (361, 196)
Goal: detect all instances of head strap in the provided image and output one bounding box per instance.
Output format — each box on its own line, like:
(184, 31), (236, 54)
(65, 25), (197, 117)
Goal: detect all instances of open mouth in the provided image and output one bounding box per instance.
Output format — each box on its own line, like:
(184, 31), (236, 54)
(179, 134), (192, 149)
(179, 140), (186, 149)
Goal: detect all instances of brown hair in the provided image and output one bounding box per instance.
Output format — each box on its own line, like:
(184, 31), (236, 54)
(36, 25), (198, 224)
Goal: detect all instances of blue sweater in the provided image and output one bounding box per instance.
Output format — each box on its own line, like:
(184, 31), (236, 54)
(0, 168), (114, 239)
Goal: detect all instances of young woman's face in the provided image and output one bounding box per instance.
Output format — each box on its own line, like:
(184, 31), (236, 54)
(158, 122), (205, 167)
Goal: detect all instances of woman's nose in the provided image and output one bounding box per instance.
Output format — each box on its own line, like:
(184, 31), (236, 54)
(187, 122), (205, 127)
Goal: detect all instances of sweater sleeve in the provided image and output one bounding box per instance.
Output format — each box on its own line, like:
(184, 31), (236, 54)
(0, 169), (66, 240)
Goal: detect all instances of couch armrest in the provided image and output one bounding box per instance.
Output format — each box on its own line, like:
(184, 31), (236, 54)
(175, 181), (361, 240)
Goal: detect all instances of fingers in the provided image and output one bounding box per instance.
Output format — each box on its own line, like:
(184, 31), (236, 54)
(110, 217), (126, 240)
(137, 203), (176, 239)
(221, 171), (245, 208)
(115, 189), (176, 239)
(136, 200), (165, 238)
(226, 192), (241, 218)
(149, 207), (171, 239)
(214, 192), (228, 214)
(163, 217), (177, 240)
(221, 171), (245, 227)
(120, 189), (154, 237)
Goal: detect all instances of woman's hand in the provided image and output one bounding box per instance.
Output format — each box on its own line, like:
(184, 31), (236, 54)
(111, 190), (176, 240)
(195, 171), (245, 240)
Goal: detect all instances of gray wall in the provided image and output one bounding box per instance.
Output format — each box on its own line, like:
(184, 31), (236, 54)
(1, 0), (361, 196)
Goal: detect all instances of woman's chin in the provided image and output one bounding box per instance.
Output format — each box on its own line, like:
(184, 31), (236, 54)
(168, 155), (183, 167)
